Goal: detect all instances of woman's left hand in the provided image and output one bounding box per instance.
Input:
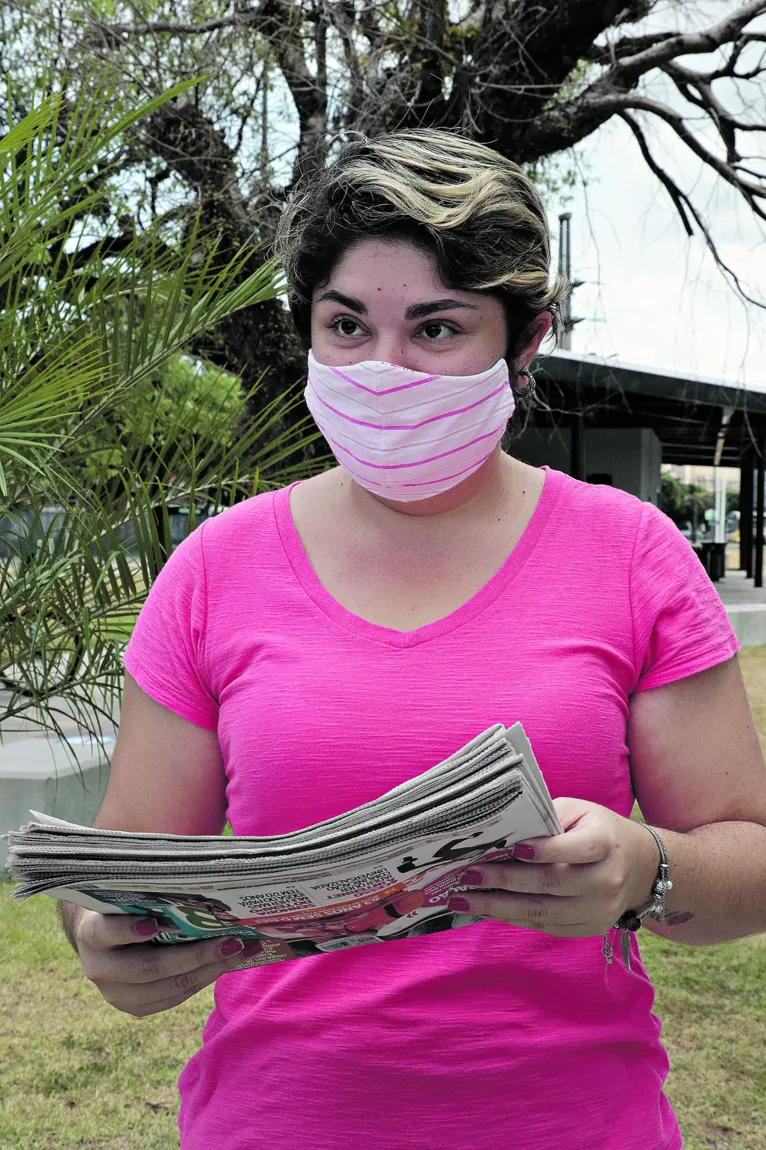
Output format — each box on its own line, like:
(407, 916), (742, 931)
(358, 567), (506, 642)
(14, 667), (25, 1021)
(449, 797), (660, 938)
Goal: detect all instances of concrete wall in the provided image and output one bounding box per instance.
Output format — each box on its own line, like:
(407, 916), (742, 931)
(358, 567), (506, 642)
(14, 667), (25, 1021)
(0, 735), (114, 873)
(511, 427), (663, 504)
(723, 605), (766, 648)
(585, 429), (662, 505)
(510, 425), (572, 474)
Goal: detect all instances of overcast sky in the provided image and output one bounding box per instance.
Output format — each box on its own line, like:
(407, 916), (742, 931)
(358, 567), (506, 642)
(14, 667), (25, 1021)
(548, 1), (766, 392)
(262, 2), (765, 391)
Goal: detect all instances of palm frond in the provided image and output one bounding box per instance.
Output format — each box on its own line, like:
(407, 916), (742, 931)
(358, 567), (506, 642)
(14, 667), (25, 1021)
(0, 73), (325, 762)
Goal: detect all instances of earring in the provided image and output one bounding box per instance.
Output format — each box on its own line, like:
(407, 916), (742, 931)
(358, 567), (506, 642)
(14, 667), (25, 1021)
(514, 369), (537, 399)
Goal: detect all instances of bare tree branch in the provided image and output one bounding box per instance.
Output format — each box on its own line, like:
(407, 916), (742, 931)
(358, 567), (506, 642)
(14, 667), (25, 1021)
(81, 0), (327, 182)
(620, 110), (765, 311)
(610, 93), (766, 217)
(586, 31), (679, 65)
(85, 8), (265, 42)
(258, 0), (327, 182)
(608, 0), (766, 83)
(514, 1), (766, 157)
(327, 0), (364, 128)
(11, 0), (763, 392)
(662, 59), (748, 164)
(618, 110), (694, 236)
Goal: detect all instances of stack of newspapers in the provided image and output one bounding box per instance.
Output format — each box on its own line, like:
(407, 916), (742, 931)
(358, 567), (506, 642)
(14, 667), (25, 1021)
(6, 722), (562, 968)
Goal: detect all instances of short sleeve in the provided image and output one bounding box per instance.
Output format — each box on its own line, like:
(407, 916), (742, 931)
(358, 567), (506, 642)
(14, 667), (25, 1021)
(630, 502), (740, 693)
(122, 520), (218, 731)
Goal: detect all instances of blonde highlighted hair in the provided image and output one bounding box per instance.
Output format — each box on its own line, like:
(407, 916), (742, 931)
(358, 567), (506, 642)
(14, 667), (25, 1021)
(275, 128), (568, 364)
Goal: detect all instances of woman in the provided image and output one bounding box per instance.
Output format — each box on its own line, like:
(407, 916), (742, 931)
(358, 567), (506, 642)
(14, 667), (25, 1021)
(61, 130), (766, 1149)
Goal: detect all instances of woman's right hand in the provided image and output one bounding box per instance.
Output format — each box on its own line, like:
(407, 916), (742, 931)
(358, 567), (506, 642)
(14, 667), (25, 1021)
(72, 909), (261, 1017)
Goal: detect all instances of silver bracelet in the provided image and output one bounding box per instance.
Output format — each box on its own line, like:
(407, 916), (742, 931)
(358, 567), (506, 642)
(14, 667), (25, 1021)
(635, 823), (673, 924)
(603, 823), (673, 970)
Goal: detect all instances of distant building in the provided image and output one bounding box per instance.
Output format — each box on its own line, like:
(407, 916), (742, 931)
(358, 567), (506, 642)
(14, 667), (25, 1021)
(520, 349), (765, 498)
(517, 348), (766, 585)
(662, 464), (739, 494)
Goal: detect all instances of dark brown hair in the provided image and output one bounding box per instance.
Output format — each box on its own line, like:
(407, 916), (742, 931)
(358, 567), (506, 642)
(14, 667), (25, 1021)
(275, 128), (568, 366)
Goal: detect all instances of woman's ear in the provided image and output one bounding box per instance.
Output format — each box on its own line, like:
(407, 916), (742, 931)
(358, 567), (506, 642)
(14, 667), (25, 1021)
(515, 311), (552, 375)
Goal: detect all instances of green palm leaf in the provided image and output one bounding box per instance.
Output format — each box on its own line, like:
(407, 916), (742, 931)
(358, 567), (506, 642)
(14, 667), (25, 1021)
(0, 73), (327, 762)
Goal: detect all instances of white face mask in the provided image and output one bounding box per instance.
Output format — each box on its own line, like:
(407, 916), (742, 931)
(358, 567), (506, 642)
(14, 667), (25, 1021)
(305, 350), (515, 502)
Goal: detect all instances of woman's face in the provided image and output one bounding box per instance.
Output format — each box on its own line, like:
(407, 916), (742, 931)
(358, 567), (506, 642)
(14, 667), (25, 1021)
(310, 239), (508, 375)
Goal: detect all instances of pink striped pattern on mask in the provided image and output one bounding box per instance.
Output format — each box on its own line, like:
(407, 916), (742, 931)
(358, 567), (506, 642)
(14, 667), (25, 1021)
(305, 352), (515, 502)
(307, 377), (509, 432)
(337, 450), (497, 493)
(314, 417), (506, 471)
(330, 365), (440, 395)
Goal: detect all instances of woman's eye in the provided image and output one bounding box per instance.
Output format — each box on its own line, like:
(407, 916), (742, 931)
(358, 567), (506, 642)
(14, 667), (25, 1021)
(330, 317), (366, 337)
(419, 321), (457, 340)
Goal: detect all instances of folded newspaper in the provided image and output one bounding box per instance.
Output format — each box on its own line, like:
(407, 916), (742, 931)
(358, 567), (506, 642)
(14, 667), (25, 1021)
(6, 722), (562, 968)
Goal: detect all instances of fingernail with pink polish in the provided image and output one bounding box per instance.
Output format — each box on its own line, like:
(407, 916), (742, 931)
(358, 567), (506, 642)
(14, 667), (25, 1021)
(134, 918), (159, 937)
(448, 897), (471, 912)
(514, 844), (536, 860)
(242, 941), (263, 958)
(219, 937), (244, 957)
(460, 870), (484, 886)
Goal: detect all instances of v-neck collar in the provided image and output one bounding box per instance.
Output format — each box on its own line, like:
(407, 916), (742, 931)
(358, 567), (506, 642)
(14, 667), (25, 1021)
(273, 465), (564, 650)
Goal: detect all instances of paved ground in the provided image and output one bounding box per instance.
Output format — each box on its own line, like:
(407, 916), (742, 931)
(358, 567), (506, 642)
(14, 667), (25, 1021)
(716, 568), (766, 606)
(716, 541), (766, 606)
(707, 551), (766, 646)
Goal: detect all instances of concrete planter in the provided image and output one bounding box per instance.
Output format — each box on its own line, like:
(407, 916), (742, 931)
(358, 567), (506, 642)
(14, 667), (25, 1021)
(0, 734), (114, 873)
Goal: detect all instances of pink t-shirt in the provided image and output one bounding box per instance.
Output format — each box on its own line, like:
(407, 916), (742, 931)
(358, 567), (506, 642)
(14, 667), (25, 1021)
(123, 465), (739, 1150)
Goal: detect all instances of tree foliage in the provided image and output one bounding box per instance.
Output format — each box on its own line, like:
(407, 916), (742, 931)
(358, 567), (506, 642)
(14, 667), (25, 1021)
(659, 472), (714, 536)
(0, 75), (323, 750)
(74, 355), (250, 495)
(2, 0), (764, 406)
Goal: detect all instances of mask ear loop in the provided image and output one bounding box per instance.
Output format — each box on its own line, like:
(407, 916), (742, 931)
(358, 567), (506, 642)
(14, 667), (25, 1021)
(511, 368), (537, 400)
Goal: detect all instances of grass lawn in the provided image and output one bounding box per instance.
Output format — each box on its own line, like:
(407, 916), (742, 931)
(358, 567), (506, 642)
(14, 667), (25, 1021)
(0, 885), (213, 1149)
(3, 651), (766, 1148)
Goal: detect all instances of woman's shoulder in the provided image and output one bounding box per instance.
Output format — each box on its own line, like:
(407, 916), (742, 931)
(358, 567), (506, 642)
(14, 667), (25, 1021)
(200, 485), (286, 545)
(541, 467), (689, 566)
(547, 467), (646, 520)
(204, 487), (277, 522)
(543, 466), (650, 541)
(176, 485), (292, 585)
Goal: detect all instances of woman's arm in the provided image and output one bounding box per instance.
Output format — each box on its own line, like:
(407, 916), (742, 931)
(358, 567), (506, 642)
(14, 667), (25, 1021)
(451, 656), (766, 946)
(59, 672), (258, 1016)
(626, 654), (766, 944)
(61, 668), (227, 948)
(93, 670), (228, 835)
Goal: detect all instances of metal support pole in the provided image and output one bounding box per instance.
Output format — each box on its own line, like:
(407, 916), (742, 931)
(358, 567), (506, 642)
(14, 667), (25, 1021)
(747, 464), (755, 580)
(745, 462), (749, 579)
(740, 450), (754, 573)
(558, 213), (573, 351)
(755, 443), (765, 589)
(570, 413), (585, 481)
(713, 468), (727, 544)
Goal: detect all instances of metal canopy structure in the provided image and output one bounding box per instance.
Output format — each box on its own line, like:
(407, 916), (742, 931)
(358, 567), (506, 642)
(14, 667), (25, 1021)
(531, 350), (766, 468)
(526, 349), (766, 587)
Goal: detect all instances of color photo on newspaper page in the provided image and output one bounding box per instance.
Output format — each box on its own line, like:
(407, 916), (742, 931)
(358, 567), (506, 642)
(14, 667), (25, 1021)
(6, 722), (563, 967)
(45, 833), (545, 966)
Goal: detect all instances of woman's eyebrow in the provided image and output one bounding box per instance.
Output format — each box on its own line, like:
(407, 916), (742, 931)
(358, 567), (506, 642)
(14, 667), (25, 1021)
(316, 289), (367, 313)
(316, 292), (479, 321)
(405, 299), (478, 320)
